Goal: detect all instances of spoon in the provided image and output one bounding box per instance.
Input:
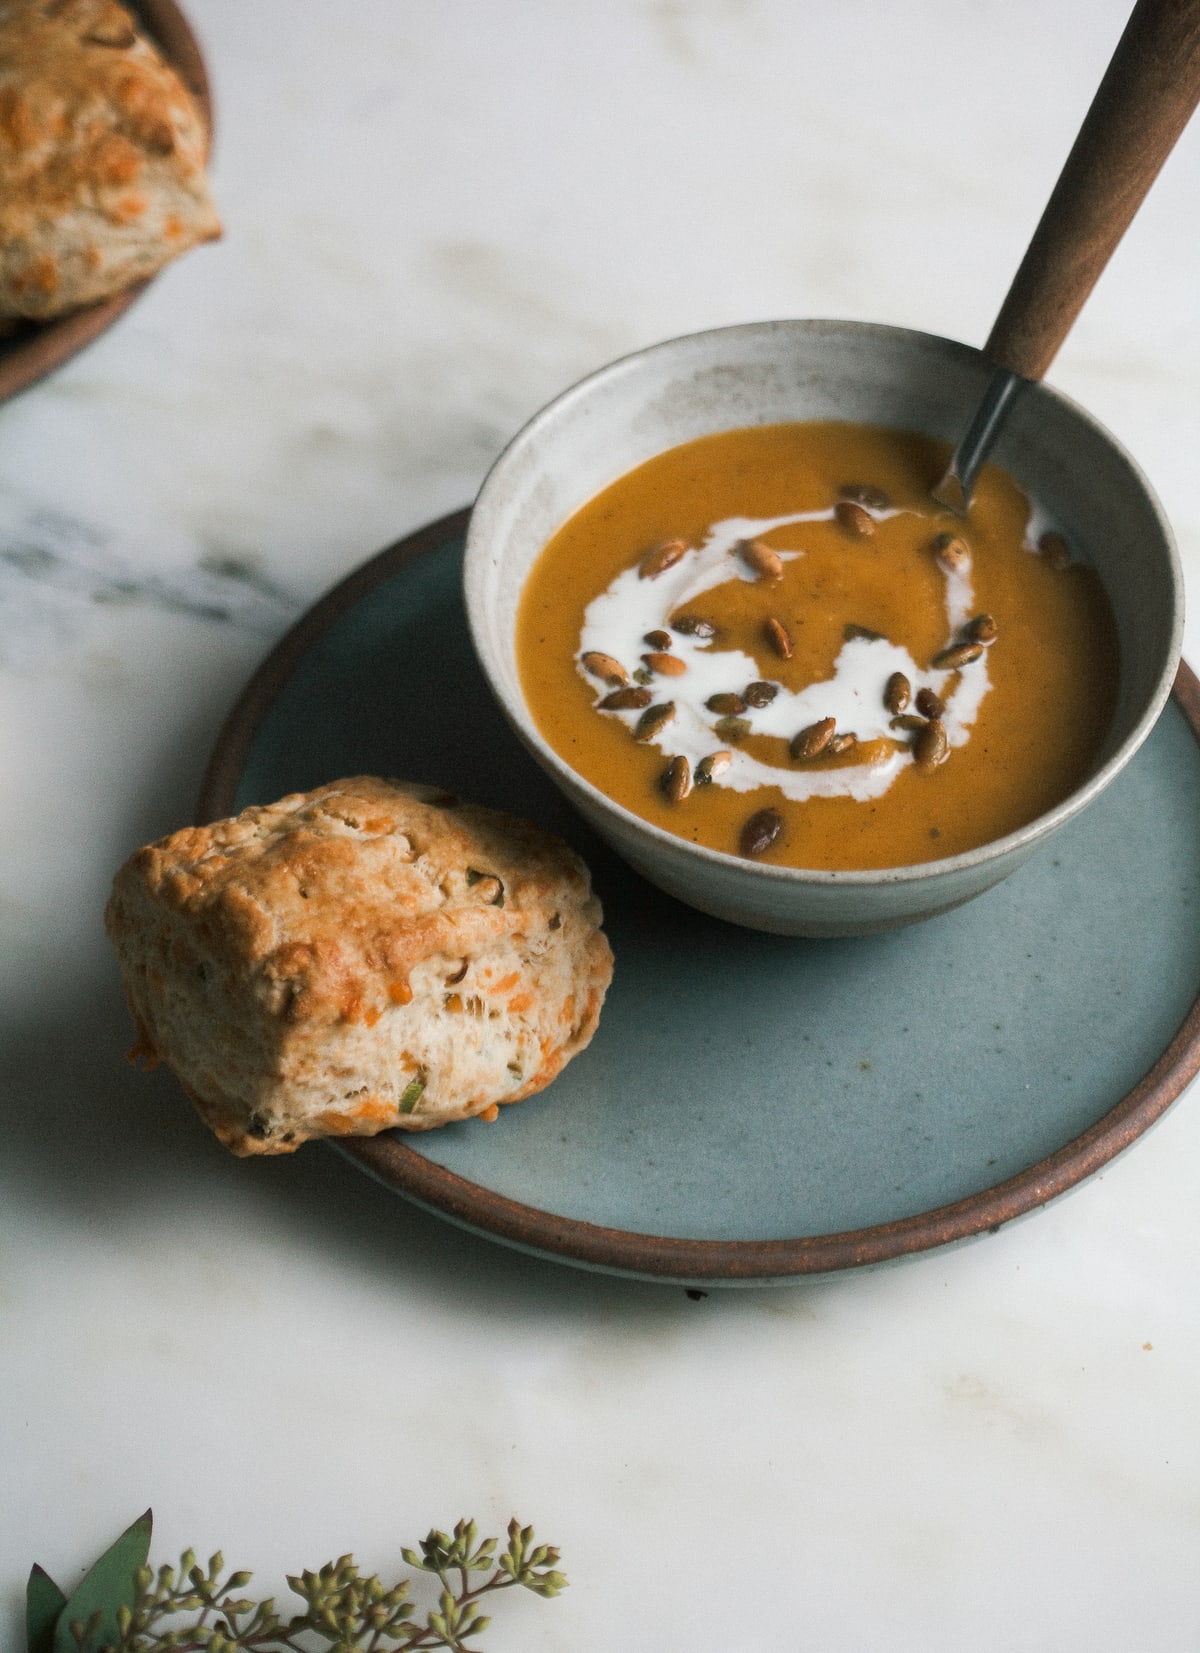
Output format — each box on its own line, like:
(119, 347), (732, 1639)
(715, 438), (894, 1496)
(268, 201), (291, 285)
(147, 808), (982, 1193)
(933, 0), (1200, 514)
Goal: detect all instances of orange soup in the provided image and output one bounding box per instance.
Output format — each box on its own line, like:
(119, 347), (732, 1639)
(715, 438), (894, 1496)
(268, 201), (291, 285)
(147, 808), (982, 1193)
(516, 422), (1119, 870)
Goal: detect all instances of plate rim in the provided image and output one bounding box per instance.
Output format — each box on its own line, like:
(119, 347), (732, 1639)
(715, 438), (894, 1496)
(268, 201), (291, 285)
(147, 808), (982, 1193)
(0, 0), (214, 405)
(197, 509), (1200, 1282)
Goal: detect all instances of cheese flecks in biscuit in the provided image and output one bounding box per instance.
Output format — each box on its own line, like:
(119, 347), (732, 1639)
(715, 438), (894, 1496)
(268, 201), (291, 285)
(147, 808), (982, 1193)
(105, 779), (613, 1155)
(0, 0), (220, 320)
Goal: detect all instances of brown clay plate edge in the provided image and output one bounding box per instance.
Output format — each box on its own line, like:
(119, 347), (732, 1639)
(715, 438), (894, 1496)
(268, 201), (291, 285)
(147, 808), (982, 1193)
(0, 0), (214, 404)
(196, 509), (1200, 1283)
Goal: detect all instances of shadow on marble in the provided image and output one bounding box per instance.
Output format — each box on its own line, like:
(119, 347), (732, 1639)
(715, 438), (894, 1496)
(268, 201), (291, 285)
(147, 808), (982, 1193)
(2, 977), (807, 1327)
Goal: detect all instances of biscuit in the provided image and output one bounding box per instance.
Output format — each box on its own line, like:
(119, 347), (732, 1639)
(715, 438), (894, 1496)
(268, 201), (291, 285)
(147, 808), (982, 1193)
(0, 0), (220, 321)
(105, 778), (614, 1154)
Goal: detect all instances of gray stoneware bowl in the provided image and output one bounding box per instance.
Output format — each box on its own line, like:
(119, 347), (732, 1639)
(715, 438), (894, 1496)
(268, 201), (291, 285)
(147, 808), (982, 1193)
(464, 320), (1183, 936)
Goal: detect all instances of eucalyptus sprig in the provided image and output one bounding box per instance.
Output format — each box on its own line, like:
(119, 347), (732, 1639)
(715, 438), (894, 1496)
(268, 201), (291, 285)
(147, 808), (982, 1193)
(26, 1511), (565, 1653)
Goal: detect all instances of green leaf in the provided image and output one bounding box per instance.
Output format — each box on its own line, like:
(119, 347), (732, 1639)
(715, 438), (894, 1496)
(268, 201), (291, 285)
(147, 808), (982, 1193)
(55, 1512), (152, 1653)
(28, 1513), (560, 1653)
(26, 1564), (68, 1653)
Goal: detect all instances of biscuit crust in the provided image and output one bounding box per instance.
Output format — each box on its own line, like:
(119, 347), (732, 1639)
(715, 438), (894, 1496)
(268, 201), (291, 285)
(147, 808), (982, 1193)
(105, 778), (614, 1154)
(0, 0), (220, 320)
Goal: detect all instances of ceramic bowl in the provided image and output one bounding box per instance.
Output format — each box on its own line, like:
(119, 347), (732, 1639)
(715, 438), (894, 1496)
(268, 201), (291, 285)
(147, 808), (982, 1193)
(463, 320), (1183, 936)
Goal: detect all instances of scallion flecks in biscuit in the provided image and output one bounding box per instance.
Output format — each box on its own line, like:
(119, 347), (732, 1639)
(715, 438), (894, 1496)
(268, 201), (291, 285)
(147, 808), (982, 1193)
(105, 778), (613, 1155)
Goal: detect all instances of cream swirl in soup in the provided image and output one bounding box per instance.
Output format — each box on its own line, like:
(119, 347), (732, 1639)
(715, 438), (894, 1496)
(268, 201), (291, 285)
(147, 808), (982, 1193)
(517, 421), (1118, 870)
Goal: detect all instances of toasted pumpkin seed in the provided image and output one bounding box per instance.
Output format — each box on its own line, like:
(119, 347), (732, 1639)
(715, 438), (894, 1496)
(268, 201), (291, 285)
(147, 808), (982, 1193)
(884, 671), (911, 714)
(643, 628), (673, 650)
(673, 614), (718, 639)
(915, 686), (945, 719)
(736, 537), (783, 580)
(839, 481), (891, 511)
(714, 714), (752, 742)
(634, 701), (676, 741)
(828, 732), (857, 756)
(1039, 531), (1071, 570)
(790, 716), (837, 761)
(600, 685), (653, 711)
(930, 531), (970, 573)
(642, 650), (687, 677)
(743, 680), (778, 707)
(764, 615), (794, 659)
(661, 755), (693, 803)
(913, 719), (949, 769)
(639, 537), (687, 579)
(633, 666), (654, 685)
(695, 750), (733, 785)
(706, 692), (747, 715)
(834, 499), (875, 537)
(739, 808), (784, 858)
(932, 641), (984, 670)
(890, 713), (928, 732)
(965, 612), (998, 644)
(581, 650), (629, 686)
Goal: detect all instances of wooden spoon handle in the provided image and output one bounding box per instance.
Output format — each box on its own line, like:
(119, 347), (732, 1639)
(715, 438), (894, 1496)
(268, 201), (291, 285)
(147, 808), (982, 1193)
(984, 0), (1200, 382)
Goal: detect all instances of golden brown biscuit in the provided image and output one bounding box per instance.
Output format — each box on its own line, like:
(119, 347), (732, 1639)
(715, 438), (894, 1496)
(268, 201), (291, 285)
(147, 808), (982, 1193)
(105, 778), (614, 1155)
(0, 0), (220, 320)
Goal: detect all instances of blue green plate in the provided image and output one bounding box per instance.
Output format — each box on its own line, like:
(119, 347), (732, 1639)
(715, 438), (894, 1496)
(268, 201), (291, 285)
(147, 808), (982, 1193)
(199, 511), (1200, 1284)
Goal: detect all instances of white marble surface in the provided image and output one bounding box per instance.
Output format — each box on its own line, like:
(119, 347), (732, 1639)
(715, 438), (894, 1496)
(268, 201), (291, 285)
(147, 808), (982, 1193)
(4, 2), (1200, 1647)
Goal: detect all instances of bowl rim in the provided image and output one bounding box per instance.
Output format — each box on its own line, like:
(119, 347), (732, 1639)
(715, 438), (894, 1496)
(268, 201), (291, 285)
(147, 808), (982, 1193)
(464, 316), (1185, 891)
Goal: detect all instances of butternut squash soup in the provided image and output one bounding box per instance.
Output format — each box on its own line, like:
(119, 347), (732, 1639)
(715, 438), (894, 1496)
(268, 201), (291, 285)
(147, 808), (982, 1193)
(516, 422), (1119, 870)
